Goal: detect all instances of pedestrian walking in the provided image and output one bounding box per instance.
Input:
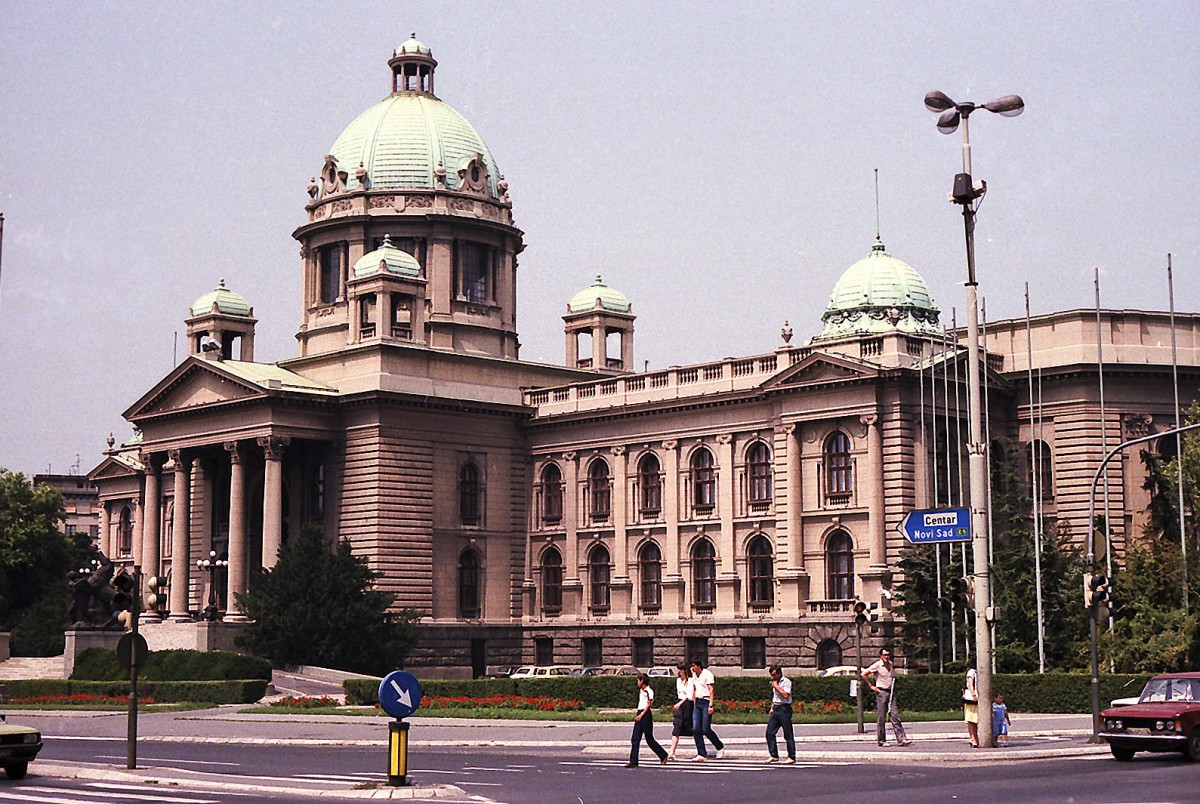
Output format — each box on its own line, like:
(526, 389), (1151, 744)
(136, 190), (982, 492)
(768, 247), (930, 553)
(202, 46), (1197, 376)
(689, 658), (725, 761)
(764, 664), (796, 764)
(992, 693), (1011, 747)
(861, 648), (911, 747)
(667, 662), (693, 760)
(626, 673), (669, 767)
(963, 666), (979, 747)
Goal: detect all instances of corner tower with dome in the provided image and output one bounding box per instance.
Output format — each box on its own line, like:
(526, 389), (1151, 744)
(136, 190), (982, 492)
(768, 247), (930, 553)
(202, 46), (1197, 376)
(87, 36), (1200, 678)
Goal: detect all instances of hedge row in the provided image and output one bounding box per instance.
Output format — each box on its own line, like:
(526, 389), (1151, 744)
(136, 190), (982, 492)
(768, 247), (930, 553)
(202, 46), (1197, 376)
(344, 673), (1151, 713)
(4, 678), (269, 704)
(70, 648), (272, 681)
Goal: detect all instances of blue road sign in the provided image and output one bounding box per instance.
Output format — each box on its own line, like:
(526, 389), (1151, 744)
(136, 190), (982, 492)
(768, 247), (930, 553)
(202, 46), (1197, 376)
(378, 670), (423, 719)
(899, 507), (971, 544)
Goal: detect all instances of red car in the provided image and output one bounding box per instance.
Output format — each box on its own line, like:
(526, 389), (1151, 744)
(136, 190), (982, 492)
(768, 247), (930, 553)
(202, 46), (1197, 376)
(1099, 672), (1200, 762)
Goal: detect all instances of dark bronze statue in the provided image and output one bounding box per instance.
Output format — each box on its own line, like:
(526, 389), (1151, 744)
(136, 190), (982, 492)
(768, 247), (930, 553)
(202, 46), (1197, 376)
(67, 555), (122, 629)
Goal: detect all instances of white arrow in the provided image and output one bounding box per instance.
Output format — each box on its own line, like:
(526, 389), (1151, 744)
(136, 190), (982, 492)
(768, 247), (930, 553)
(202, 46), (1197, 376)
(389, 678), (412, 708)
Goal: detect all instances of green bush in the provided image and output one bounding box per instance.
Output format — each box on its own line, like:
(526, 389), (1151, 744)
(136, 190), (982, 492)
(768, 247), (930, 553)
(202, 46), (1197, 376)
(3, 678), (267, 704)
(345, 672), (1152, 713)
(70, 648), (271, 682)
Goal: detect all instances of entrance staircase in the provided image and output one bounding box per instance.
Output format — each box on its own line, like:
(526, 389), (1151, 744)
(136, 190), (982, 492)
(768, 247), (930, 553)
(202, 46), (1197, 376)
(0, 655), (66, 680)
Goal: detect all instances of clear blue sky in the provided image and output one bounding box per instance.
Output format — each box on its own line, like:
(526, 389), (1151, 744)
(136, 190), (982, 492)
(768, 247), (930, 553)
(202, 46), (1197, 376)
(1, 1), (1197, 476)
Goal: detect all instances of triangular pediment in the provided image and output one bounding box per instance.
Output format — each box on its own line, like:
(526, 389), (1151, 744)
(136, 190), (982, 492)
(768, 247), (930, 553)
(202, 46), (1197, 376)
(88, 454), (142, 481)
(124, 357), (265, 419)
(763, 352), (878, 389)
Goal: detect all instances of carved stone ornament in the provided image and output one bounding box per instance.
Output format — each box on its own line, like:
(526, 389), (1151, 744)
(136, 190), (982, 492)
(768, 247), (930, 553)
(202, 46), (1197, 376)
(457, 153), (490, 195)
(368, 195), (399, 210)
(563, 451), (577, 462)
(406, 195), (433, 208)
(258, 435), (291, 459)
(224, 441), (244, 463)
(450, 197), (475, 213)
(331, 199), (352, 214)
(716, 434), (733, 445)
(803, 426), (818, 443)
(782, 422), (798, 436)
(859, 414), (878, 429)
(355, 161), (368, 188)
(1123, 413), (1153, 438)
(306, 177), (319, 199)
(321, 154), (344, 195)
(610, 445), (627, 456)
(662, 440), (678, 450)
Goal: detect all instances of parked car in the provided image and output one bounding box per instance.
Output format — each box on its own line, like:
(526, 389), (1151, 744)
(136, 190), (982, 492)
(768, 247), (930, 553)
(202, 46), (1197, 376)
(647, 666), (674, 678)
(819, 665), (862, 677)
(570, 667), (602, 677)
(1099, 672), (1200, 761)
(0, 713), (43, 780)
(484, 665), (517, 679)
(599, 665), (639, 676)
(534, 665), (574, 677)
(509, 666), (537, 679)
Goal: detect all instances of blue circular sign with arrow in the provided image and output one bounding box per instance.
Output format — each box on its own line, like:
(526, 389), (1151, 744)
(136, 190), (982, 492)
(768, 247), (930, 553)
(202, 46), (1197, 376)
(378, 670), (423, 719)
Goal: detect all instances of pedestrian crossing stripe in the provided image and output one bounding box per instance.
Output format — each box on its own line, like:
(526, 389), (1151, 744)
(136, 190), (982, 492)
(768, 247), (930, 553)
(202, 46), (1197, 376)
(5, 785), (218, 804)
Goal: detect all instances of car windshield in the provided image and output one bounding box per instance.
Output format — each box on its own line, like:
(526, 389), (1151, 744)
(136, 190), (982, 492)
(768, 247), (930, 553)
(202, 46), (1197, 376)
(1139, 678), (1200, 703)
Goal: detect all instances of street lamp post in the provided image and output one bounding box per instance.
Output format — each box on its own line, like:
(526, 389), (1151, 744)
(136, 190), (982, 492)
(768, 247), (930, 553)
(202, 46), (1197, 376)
(924, 89), (1024, 749)
(196, 550), (228, 621)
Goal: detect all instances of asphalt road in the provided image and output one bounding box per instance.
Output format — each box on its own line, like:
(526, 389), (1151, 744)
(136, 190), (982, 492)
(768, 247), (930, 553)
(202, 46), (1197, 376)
(24, 736), (1200, 803)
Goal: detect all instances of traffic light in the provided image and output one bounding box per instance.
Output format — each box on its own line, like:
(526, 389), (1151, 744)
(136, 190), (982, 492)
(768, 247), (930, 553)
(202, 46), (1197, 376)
(948, 577), (975, 611)
(1084, 573), (1109, 608)
(145, 575), (168, 614)
(853, 600), (868, 626)
(111, 570), (137, 612)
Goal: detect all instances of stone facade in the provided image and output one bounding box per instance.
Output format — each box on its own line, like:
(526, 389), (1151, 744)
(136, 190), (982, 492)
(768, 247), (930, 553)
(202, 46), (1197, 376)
(89, 41), (1200, 678)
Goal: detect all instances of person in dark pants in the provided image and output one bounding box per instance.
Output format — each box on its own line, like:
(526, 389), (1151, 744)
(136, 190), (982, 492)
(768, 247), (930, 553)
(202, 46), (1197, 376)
(626, 673), (669, 767)
(689, 658), (725, 761)
(667, 662), (694, 760)
(764, 664), (797, 763)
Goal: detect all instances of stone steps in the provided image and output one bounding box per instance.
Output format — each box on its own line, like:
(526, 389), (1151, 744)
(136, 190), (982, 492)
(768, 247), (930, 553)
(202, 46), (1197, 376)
(0, 655), (66, 680)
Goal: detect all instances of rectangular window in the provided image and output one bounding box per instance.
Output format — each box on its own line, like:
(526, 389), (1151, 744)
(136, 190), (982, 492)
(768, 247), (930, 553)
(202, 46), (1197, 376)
(65, 523), (77, 536)
(458, 242), (492, 303)
(317, 243), (344, 304)
(633, 637), (654, 668)
(583, 637), (603, 667)
(685, 637), (709, 668)
(89, 524), (99, 540)
(535, 637), (554, 666)
(741, 637), (767, 670)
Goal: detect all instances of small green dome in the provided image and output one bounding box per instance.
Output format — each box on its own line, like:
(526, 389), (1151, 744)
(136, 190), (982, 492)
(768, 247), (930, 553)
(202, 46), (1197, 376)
(191, 279), (251, 317)
(568, 275), (631, 314)
(815, 240), (941, 340)
(394, 33), (431, 56)
(327, 94), (500, 197)
(353, 235), (421, 278)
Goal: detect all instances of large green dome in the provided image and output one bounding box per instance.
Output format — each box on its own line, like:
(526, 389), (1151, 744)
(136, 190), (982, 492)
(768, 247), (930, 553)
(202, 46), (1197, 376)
(815, 240), (941, 340)
(326, 86), (500, 198)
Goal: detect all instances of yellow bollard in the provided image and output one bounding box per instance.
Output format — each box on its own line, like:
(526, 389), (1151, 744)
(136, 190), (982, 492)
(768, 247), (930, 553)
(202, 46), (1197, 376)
(388, 720), (410, 786)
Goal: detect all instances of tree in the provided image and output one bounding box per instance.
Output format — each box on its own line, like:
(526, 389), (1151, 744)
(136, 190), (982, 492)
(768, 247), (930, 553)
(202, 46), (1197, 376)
(235, 524), (418, 674)
(0, 468), (96, 655)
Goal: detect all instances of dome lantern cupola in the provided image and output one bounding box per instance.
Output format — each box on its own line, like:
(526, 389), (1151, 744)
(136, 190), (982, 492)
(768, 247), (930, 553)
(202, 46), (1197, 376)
(186, 279), (257, 362)
(563, 275), (635, 372)
(389, 33), (437, 96)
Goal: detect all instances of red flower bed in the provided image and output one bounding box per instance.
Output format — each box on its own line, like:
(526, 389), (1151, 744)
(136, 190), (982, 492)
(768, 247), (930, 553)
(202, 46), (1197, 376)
(12, 693), (156, 705)
(272, 695), (342, 709)
(420, 694), (584, 712)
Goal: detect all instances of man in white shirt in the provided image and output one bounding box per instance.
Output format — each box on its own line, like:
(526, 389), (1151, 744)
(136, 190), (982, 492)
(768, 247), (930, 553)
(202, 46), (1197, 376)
(689, 658), (725, 761)
(861, 648), (911, 747)
(765, 665), (796, 763)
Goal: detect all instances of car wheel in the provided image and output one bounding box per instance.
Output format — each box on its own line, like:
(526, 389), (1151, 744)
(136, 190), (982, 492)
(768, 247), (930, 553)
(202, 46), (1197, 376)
(4, 761), (29, 780)
(1185, 728), (1200, 762)
(1110, 745), (1135, 762)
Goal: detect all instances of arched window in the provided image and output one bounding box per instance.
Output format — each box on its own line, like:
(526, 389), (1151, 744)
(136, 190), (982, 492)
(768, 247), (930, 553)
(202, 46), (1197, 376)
(747, 535), (774, 606)
(747, 442), (772, 504)
(817, 638), (843, 671)
(691, 448), (716, 511)
(638, 542), (662, 610)
(458, 549), (481, 619)
(118, 506), (133, 555)
(826, 530), (855, 600)
(825, 432), (853, 495)
(589, 544), (611, 611)
(541, 463), (563, 525)
(588, 459), (611, 520)
(1028, 440), (1054, 501)
(638, 453), (662, 515)
(692, 539), (717, 607)
(459, 462), (481, 526)
(541, 547), (563, 613)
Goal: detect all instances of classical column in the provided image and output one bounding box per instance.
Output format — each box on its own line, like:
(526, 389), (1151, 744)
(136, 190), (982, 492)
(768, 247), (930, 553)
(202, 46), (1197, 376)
(612, 445), (629, 574)
(259, 436), (289, 569)
(169, 450), (191, 620)
(562, 451), (580, 581)
(862, 414), (886, 568)
(716, 434), (736, 574)
(189, 456), (206, 614)
(141, 454), (162, 577)
(592, 323), (606, 368)
(98, 503), (111, 558)
(225, 441), (248, 618)
(661, 439), (682, 615)
(786, 423), (804, 570)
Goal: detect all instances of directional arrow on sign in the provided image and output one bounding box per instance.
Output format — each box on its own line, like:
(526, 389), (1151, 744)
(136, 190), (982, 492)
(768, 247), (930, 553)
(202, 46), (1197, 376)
(389, 678), (412, 709)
